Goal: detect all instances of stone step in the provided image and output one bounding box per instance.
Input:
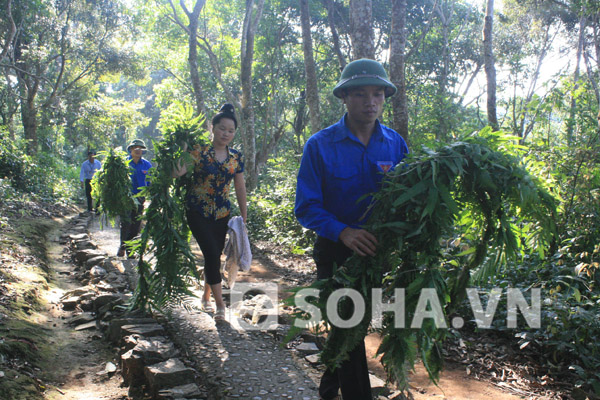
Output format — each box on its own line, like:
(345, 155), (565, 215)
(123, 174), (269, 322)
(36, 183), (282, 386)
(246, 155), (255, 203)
(144, 358), (196, 397)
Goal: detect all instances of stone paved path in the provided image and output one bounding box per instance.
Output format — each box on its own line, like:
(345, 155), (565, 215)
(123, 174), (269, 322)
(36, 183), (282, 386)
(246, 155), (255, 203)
(170, 306), (320, 399)
(89, 216), (321, 399)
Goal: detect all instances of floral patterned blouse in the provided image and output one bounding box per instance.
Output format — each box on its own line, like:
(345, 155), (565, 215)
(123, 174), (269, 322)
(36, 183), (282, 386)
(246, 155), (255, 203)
(186, 144), (244, 220)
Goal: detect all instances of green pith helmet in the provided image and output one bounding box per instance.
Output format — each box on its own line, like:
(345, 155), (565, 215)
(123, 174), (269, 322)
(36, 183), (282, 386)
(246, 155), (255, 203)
(332, 58), (397, 98)
(126, 139), (146, 152)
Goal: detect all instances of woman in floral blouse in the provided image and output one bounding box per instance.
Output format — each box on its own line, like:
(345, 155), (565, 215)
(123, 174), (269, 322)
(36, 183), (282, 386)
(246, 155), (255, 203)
(175, 103), (247, 320)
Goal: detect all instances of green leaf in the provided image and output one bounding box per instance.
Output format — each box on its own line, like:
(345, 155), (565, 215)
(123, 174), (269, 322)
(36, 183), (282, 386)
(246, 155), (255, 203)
(437, 184), (459, 215)
(421, 187), (439, 221)
(455, 247), (476, 257)
(392, 180), (428, 207)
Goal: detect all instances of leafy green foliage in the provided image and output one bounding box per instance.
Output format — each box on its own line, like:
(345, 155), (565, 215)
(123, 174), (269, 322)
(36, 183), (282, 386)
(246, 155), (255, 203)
(131, 105), (210, 311)
(0, 130), (27, 191)
(295, 129), (557, 391)
(92, 148), (136, 227)
(69, 93), (150, 152)
(0, 129), (79, 204)
(465, 250), (600, 396)
(247, 152), (314, 253)
(468, 125), (600, 396)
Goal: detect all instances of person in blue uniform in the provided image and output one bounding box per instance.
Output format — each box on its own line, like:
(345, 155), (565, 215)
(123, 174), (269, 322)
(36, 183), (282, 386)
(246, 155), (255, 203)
(79, 150), (101, 212)
(118, 139), (153, 257)
(295, 59), (409, 400)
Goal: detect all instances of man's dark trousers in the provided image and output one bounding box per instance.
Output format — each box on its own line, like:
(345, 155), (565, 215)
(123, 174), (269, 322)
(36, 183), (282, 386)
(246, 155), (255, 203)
(313, 236), (373, 400)
(119, 200), (144, 255)
(84, 179), (94, 211)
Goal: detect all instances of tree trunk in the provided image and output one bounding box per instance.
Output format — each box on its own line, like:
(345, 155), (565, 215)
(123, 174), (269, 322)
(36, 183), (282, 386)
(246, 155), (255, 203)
(15, 36), (40, 155)
(300, 0), (321, 134)
(21, 91), (38, 154)
(186, 0), (208, 129)
(582, 1), (598, 102)
(567, 15), (586, 144)
(349, 0), (374, 60)
(256, 125), (285, 168)
(390, 0), (409, 143)
(583, 45), (600, 105)
(483, 0), (498, 131)
(292, 91), (308, 153)
(240, 0), (265, 191)
(197, 38), (239, 109)
(435, 1), (454, 141)
(166, 0), (207, 127)
(519, 25), (554, 142)
(323, 0), (346, 71)
(0, 0), (17, 60)
(593, 17), (600, 103)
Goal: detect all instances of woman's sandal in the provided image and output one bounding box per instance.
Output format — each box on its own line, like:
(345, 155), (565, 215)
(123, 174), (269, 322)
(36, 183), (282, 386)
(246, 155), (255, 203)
(201, 299), (214, 312)
(214, 307), (226, 321)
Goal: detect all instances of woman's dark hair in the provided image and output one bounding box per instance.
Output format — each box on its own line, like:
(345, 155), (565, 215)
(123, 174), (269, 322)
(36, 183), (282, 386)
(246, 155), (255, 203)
(212, 103), (237, 129)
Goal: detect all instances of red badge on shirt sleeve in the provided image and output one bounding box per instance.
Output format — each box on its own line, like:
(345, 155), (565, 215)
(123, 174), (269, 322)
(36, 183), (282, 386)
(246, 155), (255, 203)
(377, 161), (393, 173)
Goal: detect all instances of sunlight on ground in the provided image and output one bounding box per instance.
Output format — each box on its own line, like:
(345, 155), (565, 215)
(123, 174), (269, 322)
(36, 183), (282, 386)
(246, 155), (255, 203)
(8, 264), (46, 285)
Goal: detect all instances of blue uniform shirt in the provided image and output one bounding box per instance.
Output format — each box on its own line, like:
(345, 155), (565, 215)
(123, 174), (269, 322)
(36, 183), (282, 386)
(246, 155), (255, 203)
(129, 157), (152, 194)
(79, 159), (102, 182)
(295, 114), (409, 242)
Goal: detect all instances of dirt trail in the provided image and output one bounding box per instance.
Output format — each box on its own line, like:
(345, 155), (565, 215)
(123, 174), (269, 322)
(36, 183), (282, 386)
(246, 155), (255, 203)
(42, 219), (129, 400)
(0, 213), (129, 399)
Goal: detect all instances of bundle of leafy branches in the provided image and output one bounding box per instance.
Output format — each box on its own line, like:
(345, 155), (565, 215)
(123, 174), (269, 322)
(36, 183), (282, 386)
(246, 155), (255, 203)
(91, 148), (136, 226)
(130, 105), (210, 311)
(291, 129), (557, 391)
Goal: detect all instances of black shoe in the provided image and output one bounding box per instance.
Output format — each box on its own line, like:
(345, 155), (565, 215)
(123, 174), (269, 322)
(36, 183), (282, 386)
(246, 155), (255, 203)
(117, 247), (125, 257)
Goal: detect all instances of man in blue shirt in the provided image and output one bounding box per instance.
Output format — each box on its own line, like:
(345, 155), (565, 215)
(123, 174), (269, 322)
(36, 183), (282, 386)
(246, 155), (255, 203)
(118, 139), (153, 258)
(295, 59), (409, 400)
(79, 150), (101, 212)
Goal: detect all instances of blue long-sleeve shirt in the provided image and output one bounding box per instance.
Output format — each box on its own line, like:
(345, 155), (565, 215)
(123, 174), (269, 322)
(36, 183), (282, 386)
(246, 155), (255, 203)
(128, 157), (152, 195)
(294, 114), (409, 242)
(79, 159), (102, 182)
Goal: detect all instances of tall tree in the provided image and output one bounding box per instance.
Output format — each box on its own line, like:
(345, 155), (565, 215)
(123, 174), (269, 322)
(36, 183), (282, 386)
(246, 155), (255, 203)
(177, 0), (268, 190)
(566, 15), (586, 143)
(0, 0), (16, 60)
(390, 0), (409, 141)
(495, 0), (565, 141)
(2, 0), (132, 154)
(299, 0), (321, 134)
(254, 4), (298, 168)
(349, 0), (375, 59)
(323, 0), (347, 71)
(166, 0), (208, 128)
(0, 77), (19, 139)
(483, 0), (498, 130)
(510, 24), (557, 141)
(389, 0), (439, 142)
(0, 0), (17, 138)
(239, 0), (265, 190)
(434, 0), (456, 140)
(586, 1), (600, 103)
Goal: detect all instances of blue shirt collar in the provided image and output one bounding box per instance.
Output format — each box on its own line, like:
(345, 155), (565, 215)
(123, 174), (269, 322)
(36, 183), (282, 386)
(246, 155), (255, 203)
(332, 113), (386, 144)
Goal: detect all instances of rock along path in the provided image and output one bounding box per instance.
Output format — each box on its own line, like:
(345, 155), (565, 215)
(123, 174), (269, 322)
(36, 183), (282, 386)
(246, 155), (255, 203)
(89, 216), (322, 400)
